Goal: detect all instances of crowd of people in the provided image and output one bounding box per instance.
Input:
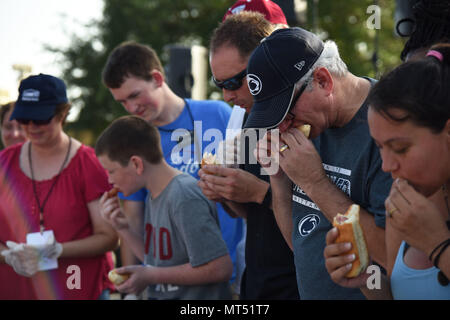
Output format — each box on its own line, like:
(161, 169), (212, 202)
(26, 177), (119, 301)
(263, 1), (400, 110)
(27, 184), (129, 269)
(0, 0), (449, 300)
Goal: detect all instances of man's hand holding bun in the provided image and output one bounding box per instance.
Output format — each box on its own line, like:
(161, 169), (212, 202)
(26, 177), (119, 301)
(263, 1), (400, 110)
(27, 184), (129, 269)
(297, 124), (311, 138)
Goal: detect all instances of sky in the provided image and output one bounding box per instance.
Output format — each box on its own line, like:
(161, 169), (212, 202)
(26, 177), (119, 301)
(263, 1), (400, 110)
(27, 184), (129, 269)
(0, 0), (104, 103)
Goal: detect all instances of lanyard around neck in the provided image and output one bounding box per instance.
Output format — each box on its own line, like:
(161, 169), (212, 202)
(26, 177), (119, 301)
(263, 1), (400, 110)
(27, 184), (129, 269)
(28, 137), (72, 233)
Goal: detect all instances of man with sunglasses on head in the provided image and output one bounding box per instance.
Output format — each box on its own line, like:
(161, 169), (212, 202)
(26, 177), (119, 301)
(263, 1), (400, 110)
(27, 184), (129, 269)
(246, 27), (393, 299)
(101, 42), (245, 298)
(198, 10), (299, 300)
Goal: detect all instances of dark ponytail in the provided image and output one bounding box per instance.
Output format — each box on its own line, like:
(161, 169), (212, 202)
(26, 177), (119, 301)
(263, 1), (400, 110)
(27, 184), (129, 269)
(368, 43), (450, 133)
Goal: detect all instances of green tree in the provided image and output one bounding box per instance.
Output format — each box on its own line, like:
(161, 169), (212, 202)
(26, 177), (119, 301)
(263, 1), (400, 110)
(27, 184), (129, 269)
(51, 0), (230, 144)
(304, 0), (404, 78)
(52, 0), (404, 145)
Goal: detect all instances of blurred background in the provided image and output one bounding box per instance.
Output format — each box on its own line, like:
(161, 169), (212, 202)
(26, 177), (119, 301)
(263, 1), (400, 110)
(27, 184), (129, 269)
(1, 0), (415, 148)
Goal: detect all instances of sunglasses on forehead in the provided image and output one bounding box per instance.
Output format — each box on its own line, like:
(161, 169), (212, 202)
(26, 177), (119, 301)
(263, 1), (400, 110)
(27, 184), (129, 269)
(212, 69), (247, 91)
(16, 116), (54, 126)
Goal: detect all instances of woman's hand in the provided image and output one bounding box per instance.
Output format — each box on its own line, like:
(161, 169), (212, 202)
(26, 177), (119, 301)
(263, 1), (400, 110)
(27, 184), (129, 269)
(1, 242), (40, 277)
(385, 178), (450, 255)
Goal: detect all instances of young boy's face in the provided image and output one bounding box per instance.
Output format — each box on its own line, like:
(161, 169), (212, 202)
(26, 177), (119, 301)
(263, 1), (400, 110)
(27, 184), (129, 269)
(98, 154), (140, 197)
(108, 76), (164, 125)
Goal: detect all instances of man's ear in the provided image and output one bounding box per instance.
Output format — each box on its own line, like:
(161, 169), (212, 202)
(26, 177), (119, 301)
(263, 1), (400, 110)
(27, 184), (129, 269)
(130, 155), (144, 175)
(313, 67), (333, 95)
(150, 70), (165, 88)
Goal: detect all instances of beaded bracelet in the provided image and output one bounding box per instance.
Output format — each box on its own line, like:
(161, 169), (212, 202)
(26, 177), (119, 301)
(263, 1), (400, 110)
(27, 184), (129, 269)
(432, 239), (450, 268)
(429, 238), (450, 262)
(430, 238), (450, 286)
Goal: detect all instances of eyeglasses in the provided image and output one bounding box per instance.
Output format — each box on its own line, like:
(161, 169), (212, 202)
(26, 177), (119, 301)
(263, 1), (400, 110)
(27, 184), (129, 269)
(16, 116), (54, 126)
(212, 69), (247, 91)
(285, 81), (308, 121)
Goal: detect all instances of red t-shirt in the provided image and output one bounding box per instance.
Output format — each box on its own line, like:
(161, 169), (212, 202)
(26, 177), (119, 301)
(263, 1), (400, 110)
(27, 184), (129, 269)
(0, 143), (113, 299)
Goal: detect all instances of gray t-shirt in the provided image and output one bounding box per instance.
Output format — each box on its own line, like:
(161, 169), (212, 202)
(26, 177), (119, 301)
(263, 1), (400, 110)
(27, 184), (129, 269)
(144, 173), (231, 299)
(291, 78), (393, 299)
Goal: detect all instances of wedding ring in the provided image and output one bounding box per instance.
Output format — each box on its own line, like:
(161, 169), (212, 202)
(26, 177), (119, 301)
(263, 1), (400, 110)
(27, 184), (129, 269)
(387, 207), (398, 217)
(280, 144), (289, 152)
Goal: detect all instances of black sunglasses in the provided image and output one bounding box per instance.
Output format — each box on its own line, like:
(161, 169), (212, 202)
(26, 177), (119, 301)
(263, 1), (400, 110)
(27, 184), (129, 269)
(16, 116), (54, 126)
(285, 81), (308, 121)
(212, 69), (247, 91)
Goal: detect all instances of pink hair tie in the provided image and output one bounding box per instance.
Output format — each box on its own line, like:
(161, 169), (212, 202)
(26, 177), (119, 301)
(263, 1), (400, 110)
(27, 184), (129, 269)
(426, 50), (443, 61)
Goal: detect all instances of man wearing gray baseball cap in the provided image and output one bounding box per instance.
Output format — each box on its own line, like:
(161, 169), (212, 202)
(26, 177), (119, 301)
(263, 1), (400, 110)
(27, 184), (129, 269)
(245, 27), (393, 299)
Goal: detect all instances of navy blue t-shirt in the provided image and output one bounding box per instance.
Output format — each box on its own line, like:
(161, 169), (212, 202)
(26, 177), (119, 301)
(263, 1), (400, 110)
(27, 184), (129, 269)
(291, 78), (393, 299)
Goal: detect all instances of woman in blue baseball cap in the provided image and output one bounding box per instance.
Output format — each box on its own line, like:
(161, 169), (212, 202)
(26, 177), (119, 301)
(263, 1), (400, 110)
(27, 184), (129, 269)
(0, 74), (118, 299)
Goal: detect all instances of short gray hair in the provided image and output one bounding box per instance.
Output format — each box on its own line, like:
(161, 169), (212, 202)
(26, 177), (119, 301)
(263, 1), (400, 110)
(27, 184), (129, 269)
(295, 40), (348, 91)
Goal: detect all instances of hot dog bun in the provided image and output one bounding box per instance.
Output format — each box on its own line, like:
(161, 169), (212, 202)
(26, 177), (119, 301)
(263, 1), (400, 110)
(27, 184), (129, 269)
(280, 124), (311, 152)
(332, 204), (369, 278)
(297, 124), (311, 138)
(201, 152), (220, 175)
(108, 269), (130, 285)
(201, 152), (218, 167)
(107, 187), (119, 198)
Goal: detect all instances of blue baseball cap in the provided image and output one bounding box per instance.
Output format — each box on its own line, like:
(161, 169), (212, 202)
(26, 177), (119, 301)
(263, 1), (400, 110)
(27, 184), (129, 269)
(10, 73), (68, 121)
(243, 27), (324, 129)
